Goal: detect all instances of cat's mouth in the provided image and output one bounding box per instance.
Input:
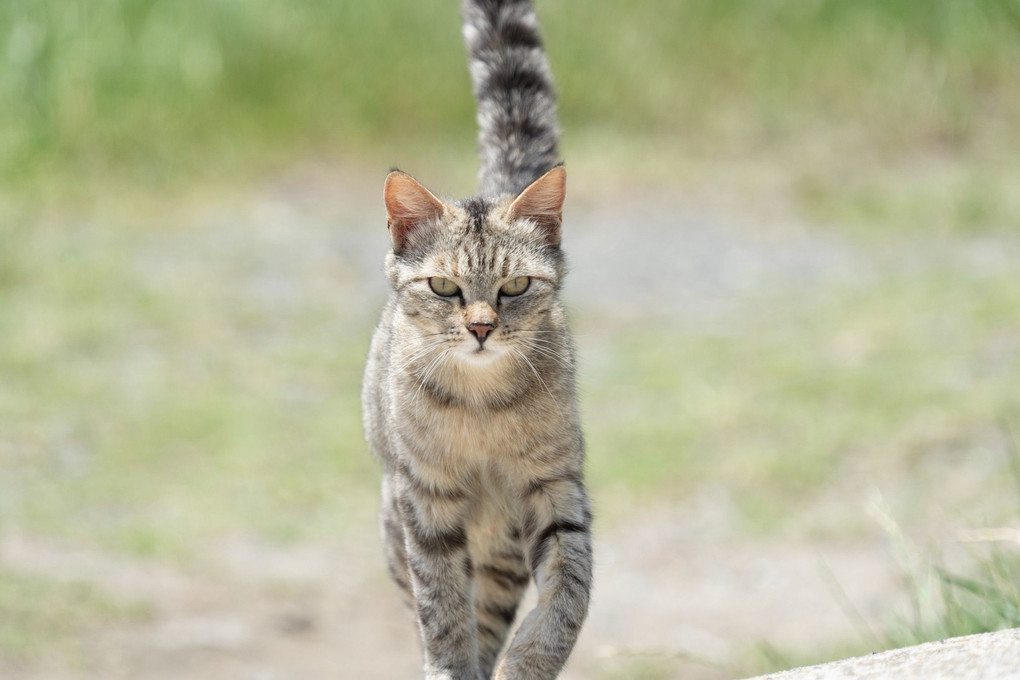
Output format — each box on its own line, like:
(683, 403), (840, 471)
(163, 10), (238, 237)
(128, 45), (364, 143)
(462, 339), (502, 361)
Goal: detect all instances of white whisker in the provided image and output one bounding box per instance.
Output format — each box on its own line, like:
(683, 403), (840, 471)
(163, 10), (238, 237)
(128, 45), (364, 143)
(524, 342), (572, 370)
(511, 348), (553, 398)
(395, 337), (451, 373)
(413, 347), (452, 403)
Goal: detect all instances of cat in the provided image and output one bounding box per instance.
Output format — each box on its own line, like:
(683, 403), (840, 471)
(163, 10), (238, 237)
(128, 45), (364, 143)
(361, 1), (592, 678)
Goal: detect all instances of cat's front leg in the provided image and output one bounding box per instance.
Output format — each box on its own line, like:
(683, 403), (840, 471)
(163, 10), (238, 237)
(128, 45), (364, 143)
(394, 469), (480, 680)
(497, 476), (593, 680)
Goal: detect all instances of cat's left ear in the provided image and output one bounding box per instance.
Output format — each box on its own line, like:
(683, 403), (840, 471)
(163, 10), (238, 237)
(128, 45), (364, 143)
(507, 165), (566, 247)
(384, 171), (446, 253)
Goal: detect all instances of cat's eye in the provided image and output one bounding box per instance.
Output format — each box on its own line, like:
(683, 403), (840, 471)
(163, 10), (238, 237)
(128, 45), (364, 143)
(500, 276), (530, 297)
(429, 277), (461, 297)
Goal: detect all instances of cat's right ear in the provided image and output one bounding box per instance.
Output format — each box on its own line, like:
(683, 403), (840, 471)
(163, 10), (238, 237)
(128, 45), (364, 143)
(384, 171), (445, 253)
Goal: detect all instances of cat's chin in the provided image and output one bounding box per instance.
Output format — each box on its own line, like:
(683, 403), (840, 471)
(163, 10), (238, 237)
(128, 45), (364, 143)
(457, 343), (505, 365)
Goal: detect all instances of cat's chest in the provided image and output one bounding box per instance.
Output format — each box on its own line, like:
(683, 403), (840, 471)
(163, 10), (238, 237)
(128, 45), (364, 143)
(419, 404), (537, 461)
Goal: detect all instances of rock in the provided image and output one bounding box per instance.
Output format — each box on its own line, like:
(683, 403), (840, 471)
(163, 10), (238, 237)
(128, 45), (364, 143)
(746, 629), (1020, 680)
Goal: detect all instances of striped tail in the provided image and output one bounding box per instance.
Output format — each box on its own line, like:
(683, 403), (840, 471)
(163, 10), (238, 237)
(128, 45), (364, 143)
(461, 0), (560, 197)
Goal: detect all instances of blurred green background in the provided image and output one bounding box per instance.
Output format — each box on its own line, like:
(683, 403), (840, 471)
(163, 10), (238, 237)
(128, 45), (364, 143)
(1, 1), (1019, 678)
(4, 0), (1020, 210)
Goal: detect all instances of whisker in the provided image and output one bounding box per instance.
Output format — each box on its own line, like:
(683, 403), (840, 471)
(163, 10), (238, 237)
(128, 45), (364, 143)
(514, 328), (589, 340)
(527, 336), (574, 355)
(396, 349), (439, 374)
(394, 337), (451, 372)
(524, 343), (573, 370)
(511, 348), (553, 399)
(408, 345), (444, 383)
(413, 348), (452, 403)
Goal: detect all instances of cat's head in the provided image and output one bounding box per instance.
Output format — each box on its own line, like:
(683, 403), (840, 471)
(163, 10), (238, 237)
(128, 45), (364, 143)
(382, 166), (569, 384)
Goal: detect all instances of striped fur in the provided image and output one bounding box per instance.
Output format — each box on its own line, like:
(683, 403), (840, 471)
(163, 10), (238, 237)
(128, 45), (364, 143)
(363, 2), (590, 679)
(462, 0), (561, 197)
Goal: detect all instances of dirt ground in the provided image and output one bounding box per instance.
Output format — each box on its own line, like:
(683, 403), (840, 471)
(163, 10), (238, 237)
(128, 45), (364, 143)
(1, 498), (909, 680)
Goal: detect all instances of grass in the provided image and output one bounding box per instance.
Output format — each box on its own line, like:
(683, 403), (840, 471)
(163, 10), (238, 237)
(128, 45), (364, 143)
(746, 533), (1020, 679)
(1, 183), (1018, 556)
(0, 213), (380, 561)
(3, 0), (1020, 230)
(882, 432), (1020, 648)
(881, 545), (1020, 649)
(3, 203), (1017, 557)
(793, 161), (1020, 239)
(0, 569), (151, 664)
(737, 435), (1020, 678)
(582, 269), (1020, 531)
(2, 0), (1020, 673)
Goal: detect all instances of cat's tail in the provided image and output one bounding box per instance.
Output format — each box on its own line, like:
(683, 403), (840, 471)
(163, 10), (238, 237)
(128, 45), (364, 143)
(461, 0), (560, 197)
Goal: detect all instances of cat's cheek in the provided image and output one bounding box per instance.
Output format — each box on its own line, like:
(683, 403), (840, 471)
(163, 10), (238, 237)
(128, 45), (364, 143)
(406, 315), (441, 337)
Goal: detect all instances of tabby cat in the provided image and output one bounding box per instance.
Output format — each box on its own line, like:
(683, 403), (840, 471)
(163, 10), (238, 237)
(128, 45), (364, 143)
(361, 1), (592, 678)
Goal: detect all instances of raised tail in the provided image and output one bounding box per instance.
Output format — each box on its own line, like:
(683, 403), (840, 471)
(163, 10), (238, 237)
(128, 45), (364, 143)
(462, 0), (560, 197)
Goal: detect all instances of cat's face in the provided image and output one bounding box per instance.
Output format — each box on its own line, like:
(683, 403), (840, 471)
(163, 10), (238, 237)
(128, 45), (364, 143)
(383, 168), (568, 390)
(391, 211), (562, 364)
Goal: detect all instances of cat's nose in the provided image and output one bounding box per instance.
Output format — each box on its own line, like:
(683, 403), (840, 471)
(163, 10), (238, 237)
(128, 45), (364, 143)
(465, 301), (498, 345)
(467, 322), (496, 341)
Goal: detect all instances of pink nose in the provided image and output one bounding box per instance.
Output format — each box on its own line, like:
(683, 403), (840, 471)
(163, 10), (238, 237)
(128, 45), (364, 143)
(468, 322), (496, 341)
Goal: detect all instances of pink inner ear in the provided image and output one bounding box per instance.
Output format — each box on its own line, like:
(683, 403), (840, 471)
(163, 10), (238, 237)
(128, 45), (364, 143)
(384, 171), (445, 251)
(507, 166), (566, 246)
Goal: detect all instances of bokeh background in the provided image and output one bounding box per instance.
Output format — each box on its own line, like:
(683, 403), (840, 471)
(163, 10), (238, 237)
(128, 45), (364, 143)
(2, 1), (1019, 678)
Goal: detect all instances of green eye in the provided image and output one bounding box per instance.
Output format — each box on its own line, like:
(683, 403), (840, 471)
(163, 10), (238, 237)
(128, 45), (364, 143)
(500, 276), (530, 297)
(429, 277), (460, 297)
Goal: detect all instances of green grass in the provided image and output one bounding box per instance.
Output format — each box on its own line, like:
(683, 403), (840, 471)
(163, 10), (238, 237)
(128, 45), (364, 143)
(746, 495), (1020, 677)
(888, 549), (1020, 647)
(881, 434), (1020, 648)
(739, 431), (1020, 677)
(2, 1), (1020, 670)
(581, 269), (1020, 530)
(4, 0), (1020, 221)
(0, 216), (380, 561)
(3, 198), (1017, 558)
(794, 163), (1020, 238)
(0, 569), (151, 663)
